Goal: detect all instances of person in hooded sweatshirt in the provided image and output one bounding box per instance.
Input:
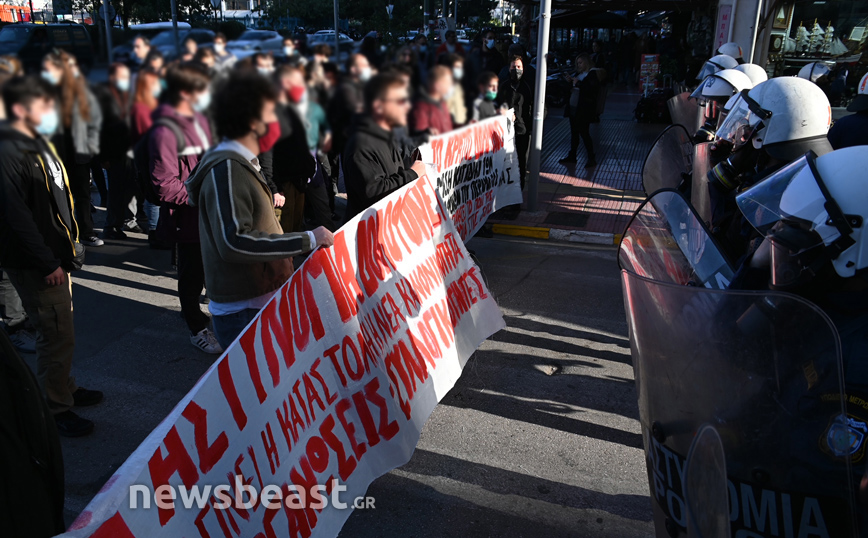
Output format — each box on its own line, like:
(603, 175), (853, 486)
(186, 72), (334, 349)
(0, 75), (103, 438)
(147, 63), (221, 354)
(343, 72), (428, 221)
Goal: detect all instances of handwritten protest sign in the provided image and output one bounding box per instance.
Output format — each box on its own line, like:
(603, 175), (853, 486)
(59, 176), (504, 538)
(420, 114), (522, 240)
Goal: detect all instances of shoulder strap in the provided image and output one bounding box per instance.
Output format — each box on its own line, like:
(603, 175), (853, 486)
(153, 116), (203, 157)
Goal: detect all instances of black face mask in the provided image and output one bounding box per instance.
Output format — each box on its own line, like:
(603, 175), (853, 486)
(510, 69), (523, 81)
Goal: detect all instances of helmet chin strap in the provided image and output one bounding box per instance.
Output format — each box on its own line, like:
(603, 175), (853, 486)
(805, 152), (858, 262)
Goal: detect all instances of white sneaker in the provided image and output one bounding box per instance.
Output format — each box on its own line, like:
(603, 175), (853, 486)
(9, 329), (37, 353)
(190, 328), (223, 354)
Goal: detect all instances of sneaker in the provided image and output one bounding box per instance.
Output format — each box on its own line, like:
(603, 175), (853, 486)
(81, 236), (104, 247)
(9, 329), (37, 353)
(123, 222), (145, 234)
(559, 155), (577, 164)
(54, 410), (94, 437)
(191, 328), (223, 355)
(102, 227), (127, 240)
(73, 387), (104, 407)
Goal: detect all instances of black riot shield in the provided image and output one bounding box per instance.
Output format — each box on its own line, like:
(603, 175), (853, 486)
(668, 92), (704, 134)
(643, 125), (694, 196)
(619, 190), (733, 290)
(690, 141), (719, 230)
(619, 193), (858, 537)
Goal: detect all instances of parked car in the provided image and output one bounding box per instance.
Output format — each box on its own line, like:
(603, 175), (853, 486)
(308, 30), (354, 47)
(0, 22), (94, 73)
(227, 30), (283, 56)
(150, 28), (215, 61)
(112, 22), (191, 64)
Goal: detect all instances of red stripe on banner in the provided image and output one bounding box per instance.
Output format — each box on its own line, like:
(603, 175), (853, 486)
(91, 512), (136, 538)
(218, 357), (248, 431)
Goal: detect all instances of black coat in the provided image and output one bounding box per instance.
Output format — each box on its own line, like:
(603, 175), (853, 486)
(327, 79), (364, 154)
(343, 116), (419, 220)
(0, 330), (65, 538)
(498, 77), (530, 135)
(260, 102), (316, 193)
(568, 70), (600, 122)
(0, 125), (80, 276)
(94, 82), (132, 161)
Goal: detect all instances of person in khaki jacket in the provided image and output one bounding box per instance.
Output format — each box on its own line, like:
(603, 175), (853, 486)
(186, 71), (333, 349)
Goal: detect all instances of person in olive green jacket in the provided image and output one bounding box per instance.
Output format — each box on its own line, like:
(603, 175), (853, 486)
(186, 71), (334, 349)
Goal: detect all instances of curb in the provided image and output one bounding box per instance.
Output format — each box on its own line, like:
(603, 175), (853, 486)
(490, 223), (622, 246)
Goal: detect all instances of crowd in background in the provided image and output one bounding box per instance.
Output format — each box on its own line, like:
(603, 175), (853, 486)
(0, 26), (544, 437)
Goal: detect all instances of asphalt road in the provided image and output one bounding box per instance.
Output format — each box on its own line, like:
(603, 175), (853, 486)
(45, 212), (652, 537)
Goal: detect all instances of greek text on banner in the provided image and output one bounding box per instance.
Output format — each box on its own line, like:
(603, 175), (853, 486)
(57, 176), (505, 538)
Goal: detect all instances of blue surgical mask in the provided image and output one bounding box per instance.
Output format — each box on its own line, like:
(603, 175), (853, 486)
(36, 109), (59, 137)
(486, 39), (496, 49)
(159, 78), (168, 90)
(115, 78), (130, 92)
(418, 44), (427, 53)
(41, 70), (60, 86)
(193, 91), (211, 112)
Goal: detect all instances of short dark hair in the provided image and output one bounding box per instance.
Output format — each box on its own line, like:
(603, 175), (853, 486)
(164, 63), (210, 106)
(183, 36), (197, 46)
(108, 62), (128, 77)
(413, 33), (427, 43)
(322, 61), (338, 77)
(477, 71), (498, 87)
(215, 32), (227, 42)
(508, 55), (524, 68)
(3, 75), (54, 119)
(312, 44), (331, 57)
(213, 71), (278, 140)
(252, 52), (270, 65)
(386, 63), (413, 78)
(364, 72), (405, 113)
(437, 53), (463, 68)
(133, 35), (150, 46)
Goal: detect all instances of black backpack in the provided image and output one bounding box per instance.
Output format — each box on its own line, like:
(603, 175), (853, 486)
(133, 117), (188, 207)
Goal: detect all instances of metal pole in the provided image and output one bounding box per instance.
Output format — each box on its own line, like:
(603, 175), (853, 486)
(749, 0), (763, 63)
(526, 0), (551, 212)
(103, 2), (113, 63)
(170, 0), (180, 59)
(333, 0), (339, 63)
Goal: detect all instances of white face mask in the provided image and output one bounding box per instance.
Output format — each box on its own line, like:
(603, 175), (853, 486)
(214, 43), (225, 54)
(284, 46), (295, 57)
(359, 66), (372, 82)
(453, 67), (463, 81)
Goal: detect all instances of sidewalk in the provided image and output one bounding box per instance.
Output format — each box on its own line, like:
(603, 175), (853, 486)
(490, 86), (665, 245)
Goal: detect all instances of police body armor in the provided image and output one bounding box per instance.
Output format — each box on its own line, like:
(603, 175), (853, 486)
(619, 190), (859, 537)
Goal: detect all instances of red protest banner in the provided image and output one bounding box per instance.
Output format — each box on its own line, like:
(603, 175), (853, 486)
(420, 115), (523, 241)
(58, 176), (504, 538)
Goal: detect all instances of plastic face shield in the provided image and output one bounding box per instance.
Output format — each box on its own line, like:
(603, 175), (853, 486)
(714, 91), (770, 151)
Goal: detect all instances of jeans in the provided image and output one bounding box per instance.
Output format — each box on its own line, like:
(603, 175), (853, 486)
(4, 268), (77, 414)
(212, 308), (260, 350)
(176, 242), (209, 335)
(143, 201), (160, 232)
(0, 269), (26, 330)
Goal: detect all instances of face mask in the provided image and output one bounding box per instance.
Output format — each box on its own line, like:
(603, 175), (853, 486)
(35, 109), (59, 137)
(41, 70), (60, 86)
(359, 66), (372, 82)
(193, 91), (211, 112)
(510, 69), (523, 81)
(486, 39), (496, 49)
(284, 46), (295, 57)
(115, 78), (130, 92)
(257, 121), (281, 154)
(151, 84), (162, 99)
(445, 86), (455, 100)
(288, 85), (306, 104)
(257, 67), (273, 76)
(160, 78), (168, 90)
(485, 90), (497, 101)
(214, 43), (225, 54)
(418, 45), (427, 53)
(453, 67), (463, 81)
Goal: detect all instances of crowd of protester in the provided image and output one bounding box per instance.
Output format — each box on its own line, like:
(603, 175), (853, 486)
(0, 29), (531, 437)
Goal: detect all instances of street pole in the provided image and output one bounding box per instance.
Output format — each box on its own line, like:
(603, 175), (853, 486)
(527, 0), (551, 212)
(170, 0), (180, 59)
(103, 2), (113, 63)
(333, 0), (339, 63)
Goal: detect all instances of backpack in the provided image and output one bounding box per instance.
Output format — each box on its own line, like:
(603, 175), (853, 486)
(133, 117), (188, 207)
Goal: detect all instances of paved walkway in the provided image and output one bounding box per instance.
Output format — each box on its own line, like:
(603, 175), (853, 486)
(490, 87), (665, 245)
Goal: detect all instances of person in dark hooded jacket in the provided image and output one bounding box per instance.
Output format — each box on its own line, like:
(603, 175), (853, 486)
(343, 72), (427, 221)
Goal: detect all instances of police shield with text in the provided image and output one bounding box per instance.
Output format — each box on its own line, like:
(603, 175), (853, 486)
(619, 188), (860, 537)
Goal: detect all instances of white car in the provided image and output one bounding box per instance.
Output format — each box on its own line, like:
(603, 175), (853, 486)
(228, 30), (284, 53)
